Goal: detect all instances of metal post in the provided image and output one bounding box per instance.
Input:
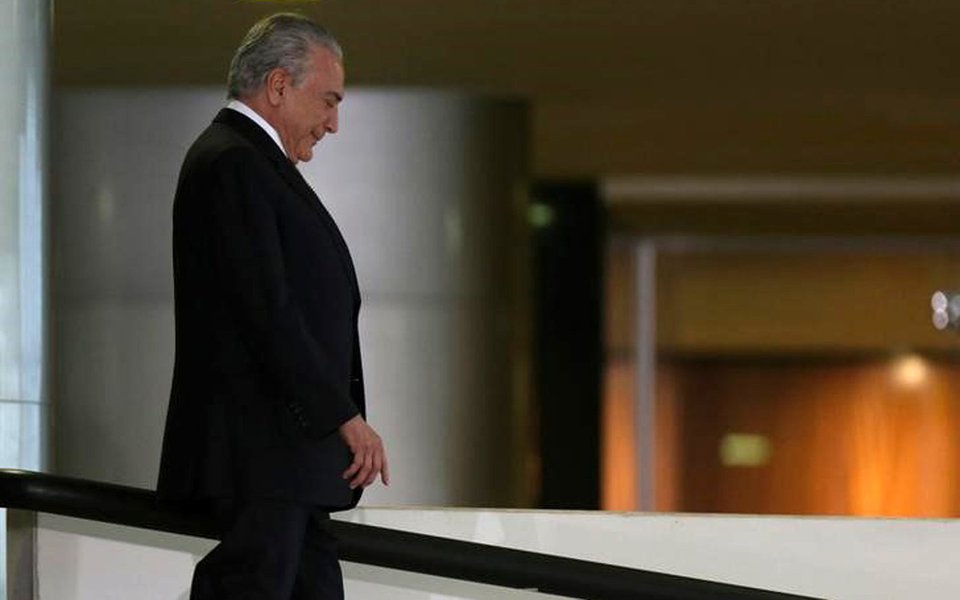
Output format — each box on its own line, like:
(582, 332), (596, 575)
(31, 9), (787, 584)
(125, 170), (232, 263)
(634, 240), (657, 511)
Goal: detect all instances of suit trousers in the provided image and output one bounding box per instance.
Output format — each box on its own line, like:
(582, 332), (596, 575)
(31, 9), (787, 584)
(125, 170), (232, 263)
(190, 499), (344, 600)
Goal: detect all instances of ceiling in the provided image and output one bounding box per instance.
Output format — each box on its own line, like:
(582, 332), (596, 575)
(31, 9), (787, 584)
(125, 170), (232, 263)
(55, 1), (960, 178)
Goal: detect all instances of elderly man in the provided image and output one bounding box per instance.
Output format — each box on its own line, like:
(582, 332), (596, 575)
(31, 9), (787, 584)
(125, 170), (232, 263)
(157, 13), (388, 600)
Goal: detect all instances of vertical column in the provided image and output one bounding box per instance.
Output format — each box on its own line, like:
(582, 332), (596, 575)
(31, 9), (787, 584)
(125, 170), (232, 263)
(0, 1), (48, 597)
(53, 89), (528, 508)
(634, 240), (657, 511)
(305, 92), (529, 507)
(530, 183), (603, 509)
(0, 0), (48, 473)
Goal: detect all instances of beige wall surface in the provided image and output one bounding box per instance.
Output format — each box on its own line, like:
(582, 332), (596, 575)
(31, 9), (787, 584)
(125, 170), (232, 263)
(605, 242), (960, 354)
(657, 251), (960, 354)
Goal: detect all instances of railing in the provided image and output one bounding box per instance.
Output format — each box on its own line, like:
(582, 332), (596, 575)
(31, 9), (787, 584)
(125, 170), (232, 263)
(0, 469), (823, 600)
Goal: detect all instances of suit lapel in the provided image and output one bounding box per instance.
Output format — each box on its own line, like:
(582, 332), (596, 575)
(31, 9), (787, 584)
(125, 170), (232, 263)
(276, 162), (362, 302)
(213, 109), (360, 302)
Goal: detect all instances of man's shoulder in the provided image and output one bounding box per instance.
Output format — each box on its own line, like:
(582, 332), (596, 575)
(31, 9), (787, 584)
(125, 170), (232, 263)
(189, 119), (254, 159)
(183, 119), (272, 176)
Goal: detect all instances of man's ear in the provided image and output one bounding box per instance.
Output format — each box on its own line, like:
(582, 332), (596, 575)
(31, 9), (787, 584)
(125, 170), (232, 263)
(265, 68), (288, 107)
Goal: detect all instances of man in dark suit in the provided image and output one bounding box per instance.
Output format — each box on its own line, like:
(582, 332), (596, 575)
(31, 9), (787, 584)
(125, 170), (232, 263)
(157, 13), (388, 600)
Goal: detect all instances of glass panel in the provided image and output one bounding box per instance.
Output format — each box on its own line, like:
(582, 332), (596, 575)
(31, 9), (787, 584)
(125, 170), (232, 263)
(0, 400), (42, 471)
(604, 239), (960, 516)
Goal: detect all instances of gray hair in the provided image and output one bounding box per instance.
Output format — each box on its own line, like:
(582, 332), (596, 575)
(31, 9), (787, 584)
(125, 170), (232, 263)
(227, 13), (343, 100)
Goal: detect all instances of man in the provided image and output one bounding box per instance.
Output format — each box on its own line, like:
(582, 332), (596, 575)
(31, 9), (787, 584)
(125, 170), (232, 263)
(157, 13), (388, 600)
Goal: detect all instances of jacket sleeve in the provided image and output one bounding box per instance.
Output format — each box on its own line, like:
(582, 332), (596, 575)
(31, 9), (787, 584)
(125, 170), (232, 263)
(205, 146), (360, 439)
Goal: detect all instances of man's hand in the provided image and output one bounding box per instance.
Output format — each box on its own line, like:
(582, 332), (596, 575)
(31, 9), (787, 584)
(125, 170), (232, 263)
(338, 415), (390, 489)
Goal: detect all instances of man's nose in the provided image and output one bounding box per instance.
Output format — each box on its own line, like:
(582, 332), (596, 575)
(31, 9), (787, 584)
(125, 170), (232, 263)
(326, 107), (339, 134)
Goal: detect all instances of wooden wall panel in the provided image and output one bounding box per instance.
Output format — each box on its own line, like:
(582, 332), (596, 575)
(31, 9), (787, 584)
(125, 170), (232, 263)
(665, 358), (960, 517)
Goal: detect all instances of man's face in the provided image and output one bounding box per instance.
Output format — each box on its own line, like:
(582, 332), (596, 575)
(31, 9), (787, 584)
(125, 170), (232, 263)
(275, 45), (344, 164)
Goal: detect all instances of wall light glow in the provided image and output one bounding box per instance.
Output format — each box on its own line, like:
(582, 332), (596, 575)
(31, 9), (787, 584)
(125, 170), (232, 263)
(720, 433), (772, 467)
(892, 354), (929, 390)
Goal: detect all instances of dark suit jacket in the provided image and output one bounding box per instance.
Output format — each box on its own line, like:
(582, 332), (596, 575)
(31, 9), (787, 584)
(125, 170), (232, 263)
(158, 108), (364, 510)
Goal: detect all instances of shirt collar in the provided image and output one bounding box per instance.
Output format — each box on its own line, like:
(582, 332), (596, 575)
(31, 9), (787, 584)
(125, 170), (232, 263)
(226, 99), (287, 159)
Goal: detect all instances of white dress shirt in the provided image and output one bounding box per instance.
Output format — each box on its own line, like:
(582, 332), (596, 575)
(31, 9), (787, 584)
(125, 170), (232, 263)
(226, 99), (287, 159)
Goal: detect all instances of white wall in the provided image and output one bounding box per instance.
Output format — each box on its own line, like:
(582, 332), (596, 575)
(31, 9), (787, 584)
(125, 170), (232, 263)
(26, 508), (960, 600)
(52, 88), (526, 506)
